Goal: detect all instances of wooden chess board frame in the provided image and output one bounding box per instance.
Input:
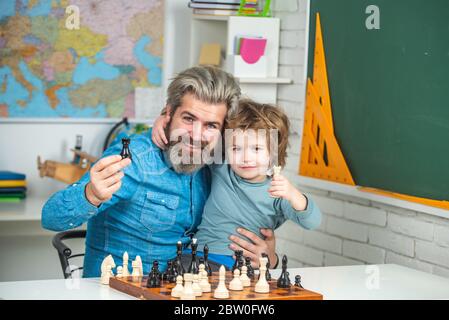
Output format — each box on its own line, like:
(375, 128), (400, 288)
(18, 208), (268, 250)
(109, 272), (323, 300)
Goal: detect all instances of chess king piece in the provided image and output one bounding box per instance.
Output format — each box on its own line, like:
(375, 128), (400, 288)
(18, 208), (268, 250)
(261, 253), (272, 281)
(277, 255), (291, 288)
(198, 264), (211, 293)
(229, 269), (243, 291)
(171, 275), (184, 298)
(295, 275), (304, 289)
(245, 257), (255, 279)
(175, 241), (185, 276)
(147, 261), (162, 288)
(255, 257), (270, 293)
(188, 238), (199, 274)
(122, 252), (129, 277)
(192, 274), (203, 297)
(213, 265), (230, 299)
(181, 273), (196, 300)
(240, 265), (251, 287)
(120, 138), (132, 160)
(203, 244), (213, 276)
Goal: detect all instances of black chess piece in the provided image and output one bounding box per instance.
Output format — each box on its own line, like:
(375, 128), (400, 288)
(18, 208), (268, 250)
(237, 252), (245, 272)
(294, 275), (304, 289)
(203, 244), (213, 276)
(146, 261), (162, 288)
(245, 257), (255, 279)
(162, 260), (173, 282)
(188, 238), (199, 274)
(261, 253), (272, 281)
(120, 138), (132, 160)
(277, 255), (291, 288)
(232, 250), (243, 272)
(175, 241), (185, 276)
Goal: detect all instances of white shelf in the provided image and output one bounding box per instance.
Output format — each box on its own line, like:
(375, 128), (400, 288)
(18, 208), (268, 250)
(237, 77), (292, 84)
(192, 14), (232, 21)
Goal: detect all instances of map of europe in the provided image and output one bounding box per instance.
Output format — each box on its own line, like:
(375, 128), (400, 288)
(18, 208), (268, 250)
(0, 0), (164, 118)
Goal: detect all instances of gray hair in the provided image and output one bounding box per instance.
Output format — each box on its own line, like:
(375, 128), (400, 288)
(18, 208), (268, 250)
(166, 66), (241, 119)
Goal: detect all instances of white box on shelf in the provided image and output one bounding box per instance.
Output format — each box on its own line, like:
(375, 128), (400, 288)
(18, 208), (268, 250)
(225, 54), (267, 78)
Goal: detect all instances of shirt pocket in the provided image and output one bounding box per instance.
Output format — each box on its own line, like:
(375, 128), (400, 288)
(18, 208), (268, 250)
(140, 191), (179, 233)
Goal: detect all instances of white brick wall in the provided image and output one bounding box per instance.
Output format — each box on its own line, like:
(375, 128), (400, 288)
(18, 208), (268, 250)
(273, 0), (449, 278)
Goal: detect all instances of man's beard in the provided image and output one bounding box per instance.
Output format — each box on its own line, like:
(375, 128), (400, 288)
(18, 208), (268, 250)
(165, 125), (214, 174)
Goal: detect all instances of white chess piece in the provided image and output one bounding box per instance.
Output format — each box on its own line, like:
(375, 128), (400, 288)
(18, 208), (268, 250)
(101, 264), (113, 285)
(131, 260), (140, 282)
(229, 269), (243, 291)
(122, 252), (129, 277)
(255, 257), (270, 293)
(273, 165), (282, 176)
(100, 255), (116, 275)
(213, 265), (229, 299)
(199, 264), (211, 292)
(116, 266), (123, 278)
(171, 275), (184, 298)
(135, 255), (143, 277)
(240, 265), (251, 287)
(192, 274), (203, 297)
(180, 273), (196, 300)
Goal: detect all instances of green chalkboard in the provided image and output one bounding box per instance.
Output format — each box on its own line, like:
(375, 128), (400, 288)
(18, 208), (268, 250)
(307, 0), (449, 201)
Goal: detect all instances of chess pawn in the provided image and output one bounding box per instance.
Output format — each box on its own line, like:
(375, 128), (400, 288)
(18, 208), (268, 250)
(199, 267), (211, 293)
(116, 266), (123, 278)
(122, 252), (129, 277)
(240, 265), (251, 287)
(229, 269), (243, 291)
(255, 257), (269, 293)
(295, 275), (304, 289)
(180, 273), (196, 300)
(192, 274), (203, 297)
(171, 275), (184, 298)
(101, 264), (113, 285)
(213, 265), (229, 299)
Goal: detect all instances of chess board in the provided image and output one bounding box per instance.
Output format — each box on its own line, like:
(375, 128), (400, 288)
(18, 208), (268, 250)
(109, 272), (323, 300)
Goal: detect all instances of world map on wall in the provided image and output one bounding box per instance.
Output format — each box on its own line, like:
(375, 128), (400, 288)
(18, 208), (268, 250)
(0, 0), (164, 118)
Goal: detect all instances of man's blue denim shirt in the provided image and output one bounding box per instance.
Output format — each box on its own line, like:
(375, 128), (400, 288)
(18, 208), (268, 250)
(42, 129), (210, 277)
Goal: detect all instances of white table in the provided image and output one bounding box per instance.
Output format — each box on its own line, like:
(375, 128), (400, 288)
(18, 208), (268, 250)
(1, 264), (449, 300)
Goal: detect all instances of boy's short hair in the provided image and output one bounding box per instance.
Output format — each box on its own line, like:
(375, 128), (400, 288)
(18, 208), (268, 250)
(226, 99), (290, 167)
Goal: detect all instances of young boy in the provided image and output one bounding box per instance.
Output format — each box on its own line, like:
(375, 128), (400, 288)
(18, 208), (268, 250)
(152, 99), (321, 269)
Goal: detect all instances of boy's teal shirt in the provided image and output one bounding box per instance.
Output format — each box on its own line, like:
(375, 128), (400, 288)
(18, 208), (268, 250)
(42, 129), (210, 277)
(195, 164), (322, 257)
